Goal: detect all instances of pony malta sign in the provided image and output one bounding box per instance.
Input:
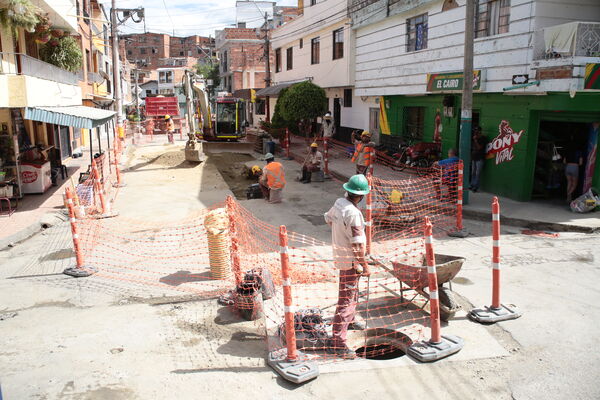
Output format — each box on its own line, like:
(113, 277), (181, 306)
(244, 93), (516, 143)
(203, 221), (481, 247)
(486, 120), (524, 165)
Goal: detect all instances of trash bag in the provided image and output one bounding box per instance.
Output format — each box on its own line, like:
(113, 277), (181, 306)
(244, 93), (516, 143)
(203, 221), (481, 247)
(570, 188), (599, 213)
(278, 308), (329, 350)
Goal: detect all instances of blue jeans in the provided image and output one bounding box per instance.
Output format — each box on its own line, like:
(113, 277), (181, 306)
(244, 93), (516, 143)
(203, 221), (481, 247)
(471, 160), (484, 190)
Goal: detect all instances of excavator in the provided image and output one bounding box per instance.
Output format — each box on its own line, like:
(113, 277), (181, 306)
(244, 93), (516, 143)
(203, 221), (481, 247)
(182, 71), (254, 162)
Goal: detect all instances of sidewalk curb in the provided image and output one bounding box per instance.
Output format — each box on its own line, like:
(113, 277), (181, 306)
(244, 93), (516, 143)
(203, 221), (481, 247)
(0, 211), (68, 251)
(286, 148), (598, 234)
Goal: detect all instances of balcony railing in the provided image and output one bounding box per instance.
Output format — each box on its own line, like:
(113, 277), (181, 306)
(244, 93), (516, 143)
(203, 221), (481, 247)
(0, 53), (79, 85)
(537, 22), (600, 59)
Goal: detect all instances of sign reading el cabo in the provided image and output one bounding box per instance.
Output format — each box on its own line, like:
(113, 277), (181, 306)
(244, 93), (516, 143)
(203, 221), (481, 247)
(427, 70), (483, 92)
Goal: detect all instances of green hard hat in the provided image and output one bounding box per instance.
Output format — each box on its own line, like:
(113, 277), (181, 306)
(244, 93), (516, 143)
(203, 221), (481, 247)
(343, 174), (370, 195)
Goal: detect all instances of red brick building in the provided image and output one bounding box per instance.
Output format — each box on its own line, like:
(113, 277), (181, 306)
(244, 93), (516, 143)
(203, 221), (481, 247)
(215, 27), (274, 94)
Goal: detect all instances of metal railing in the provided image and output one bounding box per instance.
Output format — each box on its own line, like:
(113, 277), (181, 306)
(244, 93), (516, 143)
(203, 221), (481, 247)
(0, 53), (79, 85)
(537, 22), (600, 59)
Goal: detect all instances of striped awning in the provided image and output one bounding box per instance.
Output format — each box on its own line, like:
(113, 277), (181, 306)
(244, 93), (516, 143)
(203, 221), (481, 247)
(24, 106), (116, 129)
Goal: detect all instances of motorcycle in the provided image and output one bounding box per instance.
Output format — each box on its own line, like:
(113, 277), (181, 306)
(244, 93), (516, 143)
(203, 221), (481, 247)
(392, 141), (441, 176)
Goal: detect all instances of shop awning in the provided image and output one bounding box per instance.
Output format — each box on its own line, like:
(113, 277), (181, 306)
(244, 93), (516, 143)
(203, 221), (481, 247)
(255, 80), (308, 97)
(24, 106), (116, 129)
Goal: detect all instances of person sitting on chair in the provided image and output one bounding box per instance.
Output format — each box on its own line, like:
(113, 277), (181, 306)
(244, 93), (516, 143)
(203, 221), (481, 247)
(300, 143), (323, 183)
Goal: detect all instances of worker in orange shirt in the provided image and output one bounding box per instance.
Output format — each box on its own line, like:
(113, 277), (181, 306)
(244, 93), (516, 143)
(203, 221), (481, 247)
(351, 130), (375, 175)
(165, 115), (175, 144)
(259, 153), (286, 203)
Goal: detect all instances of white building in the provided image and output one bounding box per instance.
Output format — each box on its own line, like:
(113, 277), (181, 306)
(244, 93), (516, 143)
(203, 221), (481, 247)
(270, 0), (376, 141)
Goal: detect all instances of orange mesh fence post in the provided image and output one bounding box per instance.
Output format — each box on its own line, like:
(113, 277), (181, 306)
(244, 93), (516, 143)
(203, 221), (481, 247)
(279, 225), (298, 362)
(226, 196), (243, 286)
(470, 197), (522, 323)
(113, 147), (125, 188)
(63, 187), (96, 277)
(368, 146), (375, 176)
(457, 160), (464, 231)
(366, 175), (373, 255)
(92, 160), (107, 215)
(424, 217), (441, 343)
(407, 216), (464, 362)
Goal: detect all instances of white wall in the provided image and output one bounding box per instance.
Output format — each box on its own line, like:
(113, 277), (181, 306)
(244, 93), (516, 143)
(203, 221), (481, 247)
(271, 0), (353, 88)
(0, 75), (82, 108)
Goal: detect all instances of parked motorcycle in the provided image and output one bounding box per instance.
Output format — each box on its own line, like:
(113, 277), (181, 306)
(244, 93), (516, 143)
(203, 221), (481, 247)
(392, 141), (441, 175)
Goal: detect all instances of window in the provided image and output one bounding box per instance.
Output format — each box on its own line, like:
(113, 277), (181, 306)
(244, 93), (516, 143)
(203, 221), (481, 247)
(407, 14), (428, 51)
(159, 71), (173, 84)
(369, 108), (380, 135)
(152, 48), (157, 54)
(333, 28), (344, 60)
(310, 0), (317, 5)
(286, 47), (293, 70)
(299, 38), (303, 49)
(343, 89), (352, 107)
(405, 107), (425, 140)
(146, 89), (152, 96)
(179, 51), (184, 56)
(127, 50), (132, 56)
(222, 51), (228, 72)
(255, 99), (266, 115)
(311, 37), (320, 64)
(275, 48), (281, 72)
(475, 0), (510, 38)
(180, 38), (185, 44)
(140, 48), (147, 54)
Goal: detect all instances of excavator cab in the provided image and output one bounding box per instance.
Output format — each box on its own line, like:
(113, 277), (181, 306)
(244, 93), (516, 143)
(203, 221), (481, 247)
(214, 97), (246, 141)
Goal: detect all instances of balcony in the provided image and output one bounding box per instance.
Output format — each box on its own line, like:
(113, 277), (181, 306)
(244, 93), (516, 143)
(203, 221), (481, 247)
(0, 53), (81, 108)
(0, 53), (79, 85)
(535, 22), (600, 60)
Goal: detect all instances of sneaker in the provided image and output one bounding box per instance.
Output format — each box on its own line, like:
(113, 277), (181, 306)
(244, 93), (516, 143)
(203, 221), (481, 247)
(327, 341), (357, 359)
(349, 320), (366, 330)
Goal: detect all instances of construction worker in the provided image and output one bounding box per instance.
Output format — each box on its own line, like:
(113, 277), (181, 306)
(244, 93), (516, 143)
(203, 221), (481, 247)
(165, 115), (175, 144)
(300, 143), (323, 184)
(319, 112), (335, 139)
(324, 174), (371, 359)
(352, 130), (375, 175)
(259, 153), (286, 203)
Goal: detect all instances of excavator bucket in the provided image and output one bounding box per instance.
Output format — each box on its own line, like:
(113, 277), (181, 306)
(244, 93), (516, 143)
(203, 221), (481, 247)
(201, 140), (255, 154)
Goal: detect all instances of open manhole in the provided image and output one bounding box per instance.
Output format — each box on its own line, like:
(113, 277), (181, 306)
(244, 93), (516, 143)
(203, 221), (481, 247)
(355, 343), (406, 360)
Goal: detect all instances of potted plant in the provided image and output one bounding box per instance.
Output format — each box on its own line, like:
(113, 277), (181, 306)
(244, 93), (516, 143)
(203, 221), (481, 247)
(0, 0), (41, 34)
(39, 35), (83, 72)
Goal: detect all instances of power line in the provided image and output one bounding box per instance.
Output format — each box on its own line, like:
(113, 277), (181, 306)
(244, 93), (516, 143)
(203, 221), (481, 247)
(161, 0), (176, 35)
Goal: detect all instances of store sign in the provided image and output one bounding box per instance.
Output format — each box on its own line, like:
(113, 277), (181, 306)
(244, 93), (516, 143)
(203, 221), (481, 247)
(22, 170), (38, 184)
(486, 120), (524, 165)
(426, 70), (482, 92)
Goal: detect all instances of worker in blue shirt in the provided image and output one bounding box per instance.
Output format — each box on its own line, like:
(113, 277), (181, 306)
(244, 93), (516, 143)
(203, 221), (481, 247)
(433, 148), (460, 201)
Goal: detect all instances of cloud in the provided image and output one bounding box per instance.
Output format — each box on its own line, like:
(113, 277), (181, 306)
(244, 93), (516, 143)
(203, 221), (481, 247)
(101, 0), (298, 37)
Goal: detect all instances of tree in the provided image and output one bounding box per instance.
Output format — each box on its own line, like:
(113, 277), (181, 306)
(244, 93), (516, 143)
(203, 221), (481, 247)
(194, 62), (220, 88)
(278, 81), (327, 137)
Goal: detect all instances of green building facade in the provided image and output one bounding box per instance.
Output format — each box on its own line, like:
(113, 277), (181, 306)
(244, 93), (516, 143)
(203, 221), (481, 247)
(383, 92), (600, 201)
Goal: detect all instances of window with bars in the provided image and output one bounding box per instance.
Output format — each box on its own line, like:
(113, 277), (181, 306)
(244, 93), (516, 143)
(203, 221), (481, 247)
(406, 14), (428, 52)
(275, 48), (281, 72)
(311, 37), (320, 64)
(286, 47), (293, 70)
(333, 28), (344, 60)
(475, 0), (510, 38)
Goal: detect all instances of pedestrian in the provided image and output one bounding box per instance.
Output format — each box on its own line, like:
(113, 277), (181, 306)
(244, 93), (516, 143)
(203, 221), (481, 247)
(324, 174), (371, 359)
(470, 126), (487, 192)
(300, 143), (323, 183)
(564, 146), (584, 202)
(259, 153), (286, 203)
(351, 130), (375, 175)
(433, 148), (460, 201)
(320, 112), (336, 139)
(165, 115), (175, 144)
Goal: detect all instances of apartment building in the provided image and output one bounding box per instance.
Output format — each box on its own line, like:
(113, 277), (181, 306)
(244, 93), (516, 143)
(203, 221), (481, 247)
(350, 0), (600, 201)
(270, 0), (372, 141)
(169, 35), (214, 62)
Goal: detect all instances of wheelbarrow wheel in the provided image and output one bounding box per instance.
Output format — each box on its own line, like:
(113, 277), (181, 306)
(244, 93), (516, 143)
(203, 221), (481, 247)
(438, 286), (460, 322)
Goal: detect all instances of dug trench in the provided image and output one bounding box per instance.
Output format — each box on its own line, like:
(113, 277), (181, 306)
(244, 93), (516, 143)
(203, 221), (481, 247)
(204, 152), (257, 200)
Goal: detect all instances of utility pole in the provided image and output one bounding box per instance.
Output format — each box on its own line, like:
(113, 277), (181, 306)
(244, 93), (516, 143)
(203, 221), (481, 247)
(134, 68), (140, 119)
(262, 12), (271, 122)
(110, 0), (123, 131)
(110, 5), (144, 135)
(459, 0), (475, 204)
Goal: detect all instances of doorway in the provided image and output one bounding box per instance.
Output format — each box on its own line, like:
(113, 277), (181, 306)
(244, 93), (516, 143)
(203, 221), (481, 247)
(534, 121), (589, 200)
(333, 98), (341, 131)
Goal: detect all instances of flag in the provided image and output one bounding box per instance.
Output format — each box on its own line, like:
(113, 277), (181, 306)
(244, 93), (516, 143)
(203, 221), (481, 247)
(379, 96), (391, 135)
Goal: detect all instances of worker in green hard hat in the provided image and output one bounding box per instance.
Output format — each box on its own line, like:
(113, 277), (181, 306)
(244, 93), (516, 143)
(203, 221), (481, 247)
(323, 174), (371, 359)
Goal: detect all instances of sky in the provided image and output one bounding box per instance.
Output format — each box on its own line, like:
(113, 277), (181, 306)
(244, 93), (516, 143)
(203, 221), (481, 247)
(101, 0), (297, 38)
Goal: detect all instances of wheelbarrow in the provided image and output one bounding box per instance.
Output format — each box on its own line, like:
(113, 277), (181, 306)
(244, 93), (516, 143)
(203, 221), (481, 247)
(370, 254), (465, 321)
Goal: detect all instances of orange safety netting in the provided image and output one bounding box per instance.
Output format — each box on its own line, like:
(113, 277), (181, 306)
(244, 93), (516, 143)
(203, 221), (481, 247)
(69, 193), (447, 362)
